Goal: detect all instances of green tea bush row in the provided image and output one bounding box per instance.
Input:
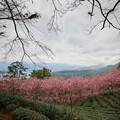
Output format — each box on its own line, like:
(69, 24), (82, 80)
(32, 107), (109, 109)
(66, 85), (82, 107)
(0, 90), (71, 120)
(14, 107), (49, 120)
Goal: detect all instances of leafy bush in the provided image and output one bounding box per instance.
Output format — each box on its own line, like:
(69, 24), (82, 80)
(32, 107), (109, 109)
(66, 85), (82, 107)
(6, 104), (18, 111)
(14, 107), (49, 120)
(14, 97), (70, 120)
(0, 90), (70, 120)
(0, 90), (16, 110)
(30, 67), (51, 79)
(42, 104), (70, 120)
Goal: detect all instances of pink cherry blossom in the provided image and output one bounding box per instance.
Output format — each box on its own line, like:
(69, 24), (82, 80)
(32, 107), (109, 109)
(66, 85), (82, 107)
(0, 69), (120, 104)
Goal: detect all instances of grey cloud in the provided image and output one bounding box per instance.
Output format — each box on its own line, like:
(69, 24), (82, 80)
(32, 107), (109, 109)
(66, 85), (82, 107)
(0, 0), (120, 66)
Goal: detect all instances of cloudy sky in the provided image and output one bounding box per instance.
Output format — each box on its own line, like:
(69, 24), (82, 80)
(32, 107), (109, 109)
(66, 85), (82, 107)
(0, 0), (120, 66)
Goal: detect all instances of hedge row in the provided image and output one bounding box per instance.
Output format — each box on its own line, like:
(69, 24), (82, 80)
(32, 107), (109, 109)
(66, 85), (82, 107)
(0, 90), (71, 120)
(14, 107), (49, 120)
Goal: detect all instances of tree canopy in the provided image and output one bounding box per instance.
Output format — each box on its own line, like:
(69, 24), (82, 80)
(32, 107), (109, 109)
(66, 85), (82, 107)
(117, 63), (120, 70)
(7, 61), (27, 78)
(30, 67), (51, 79)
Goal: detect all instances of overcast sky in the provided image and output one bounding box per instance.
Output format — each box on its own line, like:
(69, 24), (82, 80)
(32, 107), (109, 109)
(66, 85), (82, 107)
(0, 0), (120, 66)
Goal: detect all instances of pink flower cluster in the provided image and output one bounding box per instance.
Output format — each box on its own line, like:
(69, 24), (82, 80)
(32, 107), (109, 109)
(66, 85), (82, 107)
(0, 70), (120, 104)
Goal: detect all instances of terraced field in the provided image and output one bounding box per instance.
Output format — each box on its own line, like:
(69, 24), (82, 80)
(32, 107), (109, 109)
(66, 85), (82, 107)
(73, 92), (120, 120)
(77, 92), (120, 108)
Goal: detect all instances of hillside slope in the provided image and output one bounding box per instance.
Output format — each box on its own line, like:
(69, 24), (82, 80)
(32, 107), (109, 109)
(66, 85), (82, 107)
(52, 63), (119, 78)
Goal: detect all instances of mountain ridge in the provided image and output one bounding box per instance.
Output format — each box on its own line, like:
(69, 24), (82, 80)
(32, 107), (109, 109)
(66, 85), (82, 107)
(52, 63), (119, 78)
(0, 62), (104, 72)
(0, 62), (118, 78)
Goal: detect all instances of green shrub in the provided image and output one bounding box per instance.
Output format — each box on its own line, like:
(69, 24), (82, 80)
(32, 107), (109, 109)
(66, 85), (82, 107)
(0, 90), (16, 110)
(6, 104), (18, 111)
(14, 107), (50, 120)
(10, 94), (70, 120)
(0, 90), (71, 120)
(15, 98), (70, 120)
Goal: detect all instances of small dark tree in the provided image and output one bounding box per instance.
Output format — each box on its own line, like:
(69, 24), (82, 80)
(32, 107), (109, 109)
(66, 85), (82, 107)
(117, 63), (120, 70)
(30, 67), (51, 79)
(7, 61), (27, 78)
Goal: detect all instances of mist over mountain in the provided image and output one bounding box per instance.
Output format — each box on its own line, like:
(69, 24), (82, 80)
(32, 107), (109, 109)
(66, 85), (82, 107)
(0, 62), (118, 78)
(52, 63), (119, 78)
(0, 62), (104, 72)
(42, 63), (104, 71)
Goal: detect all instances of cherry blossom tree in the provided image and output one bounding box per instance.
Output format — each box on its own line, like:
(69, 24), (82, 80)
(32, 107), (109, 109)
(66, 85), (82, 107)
(0, 69), (120, 104)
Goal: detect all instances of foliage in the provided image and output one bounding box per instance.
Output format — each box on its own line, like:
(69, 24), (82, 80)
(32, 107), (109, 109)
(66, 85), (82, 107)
(6, 104), (18, 111)
(14, 107), (50, 120)
(117, 63), (120, 70)
(0, 69), (120, 104)
(0, 90), (14, 110)
(0, 90), (120, 120)
(30, 67), (51, 79)
(0, 90), (71, 120)
(0, 79), (21, 94)
(7, 61), (27, 79)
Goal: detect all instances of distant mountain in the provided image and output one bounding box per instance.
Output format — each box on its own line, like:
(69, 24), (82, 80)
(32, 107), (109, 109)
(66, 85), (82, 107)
(0, 62), (118, 78)
(76, 64), (104, 70)
(25, 63), (104, 72)
(0, 62), (104, 72)
(52, 63), (119, 78)
(42, 63), (104, 71)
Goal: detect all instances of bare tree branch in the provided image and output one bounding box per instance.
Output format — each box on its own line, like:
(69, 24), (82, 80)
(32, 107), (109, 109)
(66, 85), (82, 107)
(1, 0), (120, 64)
(0, 0), (53, 65)
(48, 0), (120, 31)
(95, 0), (120, 30)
